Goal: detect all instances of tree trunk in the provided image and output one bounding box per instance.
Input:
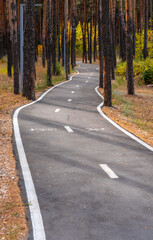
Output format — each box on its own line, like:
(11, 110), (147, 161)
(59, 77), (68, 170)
(64, 0), (69, 80)
(46, 0), (52, 86)
(52, 0), (57, 75)
(109, 0), (115, 80)
(57, 0), (60, 62)
(23, 0), (35, 100)
(71, 0), (77, 68)
(98, 0), (103, 88)
(132, 0), (136, 56)
(102, 0), (112, 106)
(83, 0), (87, 63)
(126, 0), (134, 95)
(6, 1), (12, 77)
(143, 0), (148, 59)
(94, 0), (97, 62)
(150, 0), (152, 30)
(42, 0), (46, 68)
(11, 0), (19, 94)
(89, 0), (93, 64)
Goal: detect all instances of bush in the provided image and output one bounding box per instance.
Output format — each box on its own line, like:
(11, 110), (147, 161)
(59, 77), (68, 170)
(56, 62), (61, 76)
(142, 67), (153, 85)
(115, 62), (126, 76)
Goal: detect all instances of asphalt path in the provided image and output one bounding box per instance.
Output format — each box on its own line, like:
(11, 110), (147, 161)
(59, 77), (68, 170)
(14, 62), (153, 240)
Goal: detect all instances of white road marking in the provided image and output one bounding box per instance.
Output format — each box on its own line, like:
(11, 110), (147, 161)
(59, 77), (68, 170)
(64, 126), (74, 133)
(31, 128), (57, 132)
(86, 128), (105, 132)
(13, 66), (80, 240)
(100, 164), (119, 179)
(71, 91), (75, 93)
(95, 87), (153, 152)
(88, 77), (91, 79)
(68, 99), (72, 102)
(85, 80), (88, 83)
(55, 109), (60, 113)
(76, 85), (80, 87)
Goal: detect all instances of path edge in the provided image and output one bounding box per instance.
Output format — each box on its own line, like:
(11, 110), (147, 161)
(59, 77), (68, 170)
(95, 86), (153, 152)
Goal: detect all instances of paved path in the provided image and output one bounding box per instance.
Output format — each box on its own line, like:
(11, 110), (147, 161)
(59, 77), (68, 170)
(14, 63), (153, 240)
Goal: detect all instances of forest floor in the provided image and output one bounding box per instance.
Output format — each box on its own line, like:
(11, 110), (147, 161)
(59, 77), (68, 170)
(0, 57), (75, 239)
(99, 76), (153, 147)
(0, 59), (153, 239)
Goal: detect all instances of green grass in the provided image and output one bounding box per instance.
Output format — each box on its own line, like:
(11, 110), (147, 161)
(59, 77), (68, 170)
(112, 90), (134, 117)
(112, 76), (124, 89)
(35, 63), (76, 92)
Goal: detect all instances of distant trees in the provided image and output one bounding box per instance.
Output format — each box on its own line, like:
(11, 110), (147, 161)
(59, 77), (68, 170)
(0, 0), (153, 103)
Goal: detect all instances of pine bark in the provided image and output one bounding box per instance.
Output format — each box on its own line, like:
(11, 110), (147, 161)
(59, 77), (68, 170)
(109, 0), (115, 80)
(150, 0), (152, 30)
(11, 0), (19, 94)
(46, 0), (52, 86)
(71, 0), (77, 68)
(42, 0), (46, 68)
(132, 0), (136, 56)
(94, 0), (97, 62)
(143, 0), (148, 59)
(83, 0), (87, 63)
(89, 0), (93, 64)
(64, 0), (69, 80)
(98, 0), (103, 88)
(52, 0), (57, 75)
(119, 0), (125, 61)
(126, 0), (134, 95)
(102, 0), (112, 106)
(23, 0), (35, 100)
(6, 1), (12, 77)
(57, 0), (60, 62)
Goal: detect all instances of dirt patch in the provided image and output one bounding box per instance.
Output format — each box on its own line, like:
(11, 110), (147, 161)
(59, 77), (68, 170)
(0, 92), (29, 239)
(99, 85), (153, 147)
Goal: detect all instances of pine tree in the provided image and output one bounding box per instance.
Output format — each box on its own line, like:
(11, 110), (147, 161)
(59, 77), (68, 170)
(11, 0), (19, 94)
(102, 0), (112, 106)
(143, 0), (148, 59)
(126, 0), (134, 95)
(64, 0), (69, 80)
(23, 0), (35, 100)
(98, 0), (103, 88)
(46, 0), (52, 86)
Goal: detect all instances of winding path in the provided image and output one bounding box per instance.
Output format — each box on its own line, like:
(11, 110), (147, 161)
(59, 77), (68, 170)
(13, 63), (153, 240)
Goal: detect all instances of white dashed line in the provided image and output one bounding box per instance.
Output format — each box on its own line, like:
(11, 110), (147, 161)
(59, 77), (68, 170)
(64, 126), (74, 133)
(88, 77), (91, 79)
(68, 99), (72, 102)
(76, 85), (80, 87)
(31, 128), (57, 132)
(71, 91), (75, 94)
(55, 109), (60, 113)
(100, 164), (119, 179)
(85, 80), (88, 83)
